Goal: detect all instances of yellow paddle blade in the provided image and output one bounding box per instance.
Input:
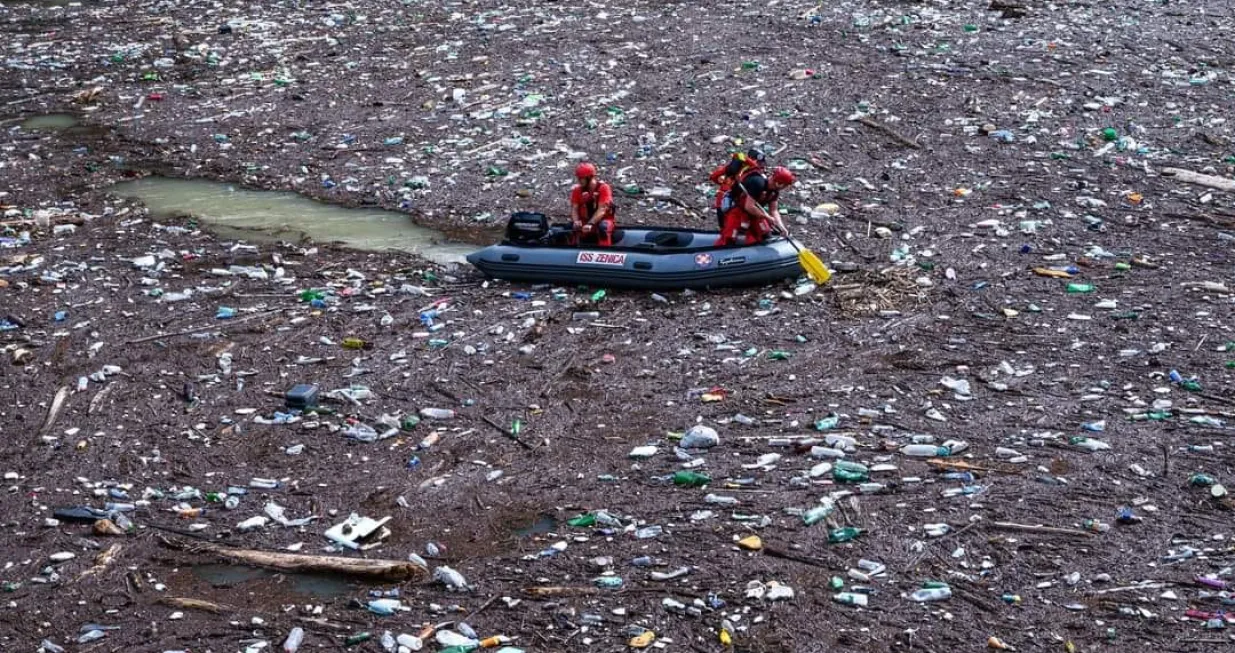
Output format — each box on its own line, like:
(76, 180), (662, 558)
(798, 247), (832, 284)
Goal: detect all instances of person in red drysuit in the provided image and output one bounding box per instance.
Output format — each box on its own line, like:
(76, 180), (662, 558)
(708, 148), (766, 229)
(569, 162), (617, 247)
(714, 166), (796, 247)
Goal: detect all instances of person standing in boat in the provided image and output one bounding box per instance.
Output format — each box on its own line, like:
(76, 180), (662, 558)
(708, 148), (766, 229)
(570, 162), (617, 247)
(714, 166), (796, 247)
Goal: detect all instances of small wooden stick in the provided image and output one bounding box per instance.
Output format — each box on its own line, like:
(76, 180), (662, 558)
(854, 116), (921, 149)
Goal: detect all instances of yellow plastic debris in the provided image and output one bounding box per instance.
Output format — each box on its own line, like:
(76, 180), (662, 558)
(629, 631), (655, 648)
(737, 535), (763, 551)
(988, 636), (1014, 650)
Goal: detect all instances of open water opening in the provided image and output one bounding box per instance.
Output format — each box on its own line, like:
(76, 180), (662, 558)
(110, 177), (477, 265)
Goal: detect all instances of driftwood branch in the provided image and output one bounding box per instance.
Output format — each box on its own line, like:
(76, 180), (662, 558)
(1086, 582), (1168, 596)
(763, 545), (834, 569)
(88, 383), (115, 414)
(160, 597), (236, 613)
(522, 586), (600, 598)
(655, 196), (706, 220)
(990, 521), (1094, 538)
(40, 386), (69, 435)
(1160, 167), (1235, 193)
(853, 116), (921, 149)
(179, 539), (427, 581)
(480, 415), (535, 450)
(126, 309), (283, 344)
(77, 543), (123, 581)
(538, 351), (578, 398)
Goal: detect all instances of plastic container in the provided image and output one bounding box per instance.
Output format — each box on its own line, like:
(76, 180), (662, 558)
(285, 384), (319, 409)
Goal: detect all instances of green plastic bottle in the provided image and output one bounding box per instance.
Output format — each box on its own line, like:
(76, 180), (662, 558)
(672, 471), (712, 487)
(828, 527), (863, 544)
(1190, 473), (1217, 487)
(567, 513), (596, 528)
(833, 461), (869, 483)
(1066, 283), (1095, 293)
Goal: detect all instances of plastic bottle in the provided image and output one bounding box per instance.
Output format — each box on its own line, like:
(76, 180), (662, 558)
(344, 423), (378, 442)
(396, 634), (423, 651)
(366, 598), (405, 615)
(418, 432), (441, 450)
(672, 470), (711, 487)
(1190, 473), (1217, 487)
(567, 513), (596, 527)
(900, 444), (949, 457)
(705, 493), (738, 505)
(825, 434), (857, 450)
(1066, 283), (1095, 293)
(1070, 436), (1111, 452)
(594, 576), (624, 589)
(419, 407), (456, 420)
(803, 503), (834, 526)
(634, 525), (663, 539)
(53, 507), (112, 523)
(833, 461), (869, 483)
(910, 586), (952, 602)
(828, 527), (863, 543)
(282, 627), (305, 652)
(833, 592), (868, 607)
(809, 446), (846, 459)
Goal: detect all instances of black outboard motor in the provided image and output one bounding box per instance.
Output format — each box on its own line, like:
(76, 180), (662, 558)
(504, 211), (550, 245)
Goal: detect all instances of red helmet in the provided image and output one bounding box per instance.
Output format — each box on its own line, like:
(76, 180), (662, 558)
(575, 162), (597, 179)
(770, 166), (796, 186)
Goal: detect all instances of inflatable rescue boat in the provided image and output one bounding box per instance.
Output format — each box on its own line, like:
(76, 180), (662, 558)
(466, 212), (803, 290)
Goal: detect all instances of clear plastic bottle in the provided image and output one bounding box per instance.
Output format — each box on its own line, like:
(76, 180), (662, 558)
(810, 446), (846, 459)
(1070, 436), (1111, 452)
(833, 592), (868, 607)
(282, 627), (305, 652)
(901, 444), (949, 457)
(910, 586), (953, 602)
(803, 503), (834, 525)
